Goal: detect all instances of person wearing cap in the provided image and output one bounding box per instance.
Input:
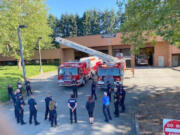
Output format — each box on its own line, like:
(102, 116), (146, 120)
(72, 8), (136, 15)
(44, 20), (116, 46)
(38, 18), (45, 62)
(28, 95), (40, 125)
(113, 88), (119, 117)
(26, 82), (32, 97)
(107, 81), (112, 102)
(45, 93), (52, 120)
(102, 92), (112, 122)
(91, 79), (97, 100)
(72, 80), (78, 98)
(8, 85), (13, 102)
(68, 94), (77, 124)
(119, 85), (126, 113)
(18, 95), (26, 125)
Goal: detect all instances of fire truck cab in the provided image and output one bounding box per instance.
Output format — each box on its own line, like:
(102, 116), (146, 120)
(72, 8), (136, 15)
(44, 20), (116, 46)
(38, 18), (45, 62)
(97, 62), (124, 89)
(58, 62), (90, 87)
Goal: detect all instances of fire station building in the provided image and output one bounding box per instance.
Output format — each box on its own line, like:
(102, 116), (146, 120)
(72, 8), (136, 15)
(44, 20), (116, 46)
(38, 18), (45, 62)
(0, 33), (180, 67)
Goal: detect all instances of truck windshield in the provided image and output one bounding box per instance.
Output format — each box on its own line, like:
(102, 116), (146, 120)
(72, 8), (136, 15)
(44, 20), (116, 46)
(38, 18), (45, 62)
(59, 67), (78, 75)
(98, 68), (120, 76)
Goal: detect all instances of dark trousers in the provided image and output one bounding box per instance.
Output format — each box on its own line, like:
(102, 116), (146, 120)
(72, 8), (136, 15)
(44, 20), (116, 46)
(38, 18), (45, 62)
(15, 108), (20, 123)
(73, 89), (78, 98)
(103, 105), (112, 121)
(114, 102), (119, 116)
(70, 109), (77, 123)
(8, 93), (13, 102)
(91, 90), (97, 100)
(26, 89), (32, 97)
(50, 110), (57, 127)
(45, 107), (50, 120)
(19, 110), (25, 124)
(29, 110), (38, 124)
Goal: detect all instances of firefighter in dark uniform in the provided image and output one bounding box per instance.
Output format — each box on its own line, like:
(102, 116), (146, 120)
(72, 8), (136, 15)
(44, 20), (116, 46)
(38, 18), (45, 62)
(113, 88), (119, 117)
(45, 93), (52, 120)
(68, 94), (77, 124)
(19, 95), (26, 125)
(49, 100), (58, 127)
(107, 81), (112, 102)
(91, 79), (97, 100)
(26, 82), (32, 97)
(17, 80), (23, 94)
(72, 80), (78, 98)
(119, 86), (126, 112)
(8, 85), (13, 102)
(14, 95), (21, 123)
(28, 95), (40, 125)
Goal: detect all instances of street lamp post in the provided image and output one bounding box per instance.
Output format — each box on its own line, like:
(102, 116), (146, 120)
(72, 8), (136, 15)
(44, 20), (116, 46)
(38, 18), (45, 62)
(37, 37), (43, 74)
(17, 25), (27, 82)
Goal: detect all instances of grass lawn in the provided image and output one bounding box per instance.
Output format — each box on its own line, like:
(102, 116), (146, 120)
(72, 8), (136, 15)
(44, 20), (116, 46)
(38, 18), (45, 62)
(0, 65), (57, 102)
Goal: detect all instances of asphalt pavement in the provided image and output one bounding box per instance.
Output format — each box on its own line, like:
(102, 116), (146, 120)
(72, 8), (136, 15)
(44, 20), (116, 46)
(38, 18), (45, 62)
(0, 71), (133, 135)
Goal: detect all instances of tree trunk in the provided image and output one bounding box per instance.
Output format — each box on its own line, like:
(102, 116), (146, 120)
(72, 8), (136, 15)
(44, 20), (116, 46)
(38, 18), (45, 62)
(18, 58), (22, 69)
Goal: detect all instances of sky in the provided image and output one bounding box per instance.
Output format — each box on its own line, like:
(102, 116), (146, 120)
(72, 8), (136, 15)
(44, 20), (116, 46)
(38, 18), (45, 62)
(46, 0), (118, 18)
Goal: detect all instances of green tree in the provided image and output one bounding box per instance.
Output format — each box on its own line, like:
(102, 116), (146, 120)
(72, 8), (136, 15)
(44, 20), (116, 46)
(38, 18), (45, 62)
(90, 9), (101, 34)
(0, 0), (52, 68)
(117, 0), (180, 53)
(82, 11), (92, 35)
(101, 9), (117, 34)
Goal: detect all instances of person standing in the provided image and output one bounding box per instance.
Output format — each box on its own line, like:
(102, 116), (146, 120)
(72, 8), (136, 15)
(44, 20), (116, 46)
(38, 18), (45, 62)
(107, 81), (112, 102)
(14, 95), (20, 124)
(72, 80), (78, 98)
(26, 83), (32, 97)
(102, 92), (112, 122)
(28, 95), (40, 125)
(19, 95), (26, 125)
(119, 86), (126, 113)
(8, 85), (13, 102)
(49, 100), (58, 127)
(113, 88), (119, 117)
(86, 96), (95, 124)
(91, 80), (97, 100)
(45, 93), (52, 120)
(17, 80), (23, 94)
(68, 94), (77, 124)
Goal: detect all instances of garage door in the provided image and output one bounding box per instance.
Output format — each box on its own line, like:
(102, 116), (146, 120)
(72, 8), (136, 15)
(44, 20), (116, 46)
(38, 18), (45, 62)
(172, 55), (179, 67)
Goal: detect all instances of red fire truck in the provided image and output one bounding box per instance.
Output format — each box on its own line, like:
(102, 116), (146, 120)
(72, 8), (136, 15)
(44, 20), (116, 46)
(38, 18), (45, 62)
(58, 62), (90, 86)
(97, 61), (125, 88)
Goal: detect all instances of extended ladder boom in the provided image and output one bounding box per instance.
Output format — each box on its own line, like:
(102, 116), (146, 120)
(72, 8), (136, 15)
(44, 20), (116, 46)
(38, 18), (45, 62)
(55, 37), (124, 64)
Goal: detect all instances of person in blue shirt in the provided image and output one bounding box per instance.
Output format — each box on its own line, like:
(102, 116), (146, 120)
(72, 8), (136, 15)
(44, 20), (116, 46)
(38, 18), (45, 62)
(91, 79), (97, 100)
(102, 92), (112, 122)
(68, 94), (77, 124)
(28, 95), (40, 125)
(44, 92), (52, 120)
(14, 95), (21, 124)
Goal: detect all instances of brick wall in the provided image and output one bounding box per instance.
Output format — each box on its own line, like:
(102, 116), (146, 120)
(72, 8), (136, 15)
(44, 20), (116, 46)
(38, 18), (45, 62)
(154, 42), (169, 67)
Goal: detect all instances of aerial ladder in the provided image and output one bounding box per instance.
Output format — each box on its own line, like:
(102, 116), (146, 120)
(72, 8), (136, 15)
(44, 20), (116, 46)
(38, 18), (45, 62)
(55, 37), (134, 77)
(55, 37), (125, 64)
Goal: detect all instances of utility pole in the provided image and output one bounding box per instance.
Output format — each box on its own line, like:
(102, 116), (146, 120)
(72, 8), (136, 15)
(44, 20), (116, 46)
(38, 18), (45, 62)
(17, 25), (27, 82)
(37, 37), (43, 74)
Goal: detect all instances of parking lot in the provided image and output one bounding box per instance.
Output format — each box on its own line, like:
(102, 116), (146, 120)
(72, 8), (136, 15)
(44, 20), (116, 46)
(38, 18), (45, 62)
(1, 67), (180, 135)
